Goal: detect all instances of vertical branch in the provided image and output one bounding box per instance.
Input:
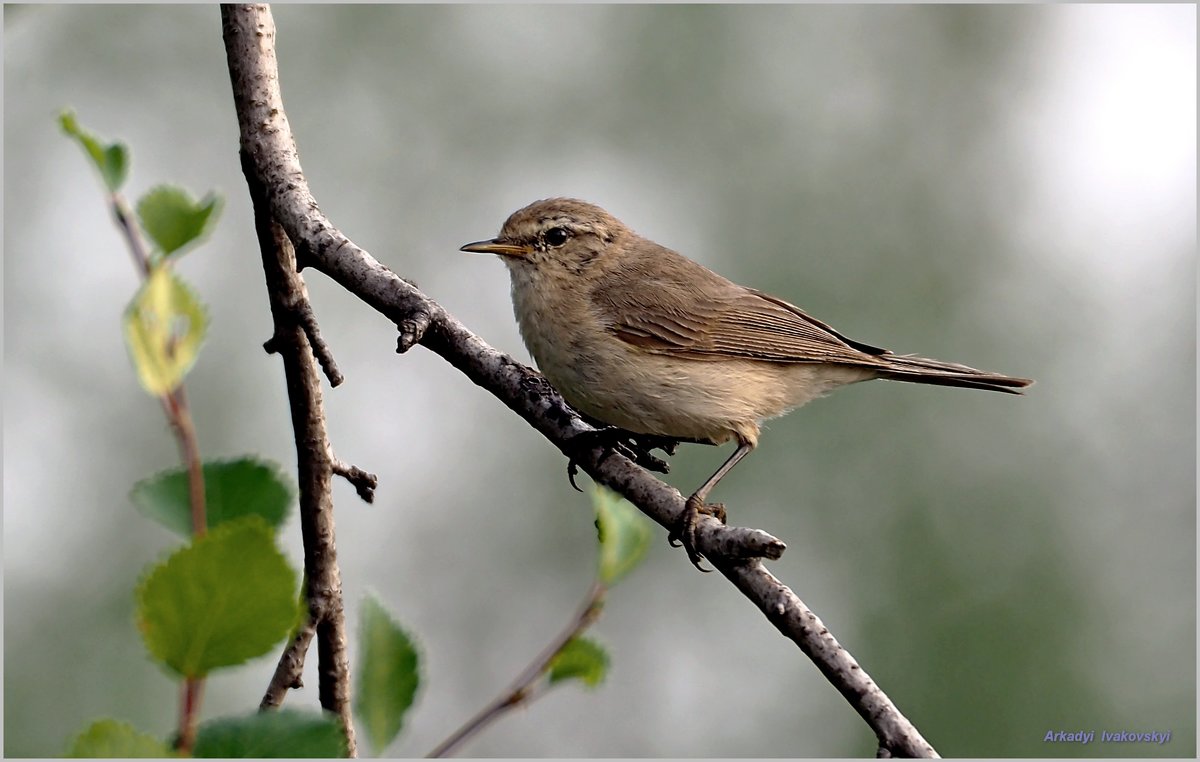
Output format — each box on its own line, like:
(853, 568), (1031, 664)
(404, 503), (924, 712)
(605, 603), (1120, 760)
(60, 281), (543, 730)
(236, 139), (357, 755)
(223, 5), (357, 753)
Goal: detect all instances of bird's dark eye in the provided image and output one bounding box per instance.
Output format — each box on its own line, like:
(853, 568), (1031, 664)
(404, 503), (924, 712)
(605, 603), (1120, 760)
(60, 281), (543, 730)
(543, 227), (570, 247)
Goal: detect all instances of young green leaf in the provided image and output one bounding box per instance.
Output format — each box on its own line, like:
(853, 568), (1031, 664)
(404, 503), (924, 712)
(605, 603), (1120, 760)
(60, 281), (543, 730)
(67, 719), (172, 758)
(355, 594), (421, 754)
(132, 457), (294, 537)
(136, 185), (222, 257)
(135, 516), (301, 677)
(593, 487), (653, 586)
(192, 709), (347, 758)
(59, 110), (129, 192)
(123, 266), (208, 396)
(547, 637), (608, 688)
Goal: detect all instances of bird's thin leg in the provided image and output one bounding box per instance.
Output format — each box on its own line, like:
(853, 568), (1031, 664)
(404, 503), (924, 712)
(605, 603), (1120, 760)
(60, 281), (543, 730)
(671, 436), (756, 570)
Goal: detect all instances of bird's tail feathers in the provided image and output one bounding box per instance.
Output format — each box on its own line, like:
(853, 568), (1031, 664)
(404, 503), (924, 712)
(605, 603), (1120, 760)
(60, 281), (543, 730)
(874, 354), (1033, 394)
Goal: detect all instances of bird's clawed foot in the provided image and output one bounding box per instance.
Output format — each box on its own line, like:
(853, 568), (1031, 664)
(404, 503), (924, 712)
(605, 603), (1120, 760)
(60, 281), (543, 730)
(668, 495), (728, 571)
(564, 427), (677, 491)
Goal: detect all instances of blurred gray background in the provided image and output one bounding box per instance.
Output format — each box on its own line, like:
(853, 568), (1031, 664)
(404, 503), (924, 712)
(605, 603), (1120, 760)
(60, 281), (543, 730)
(5, 4), (1195, 757)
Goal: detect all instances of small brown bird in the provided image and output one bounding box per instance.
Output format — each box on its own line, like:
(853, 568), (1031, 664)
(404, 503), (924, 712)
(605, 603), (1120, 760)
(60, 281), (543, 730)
(462, 198), (1032, 568)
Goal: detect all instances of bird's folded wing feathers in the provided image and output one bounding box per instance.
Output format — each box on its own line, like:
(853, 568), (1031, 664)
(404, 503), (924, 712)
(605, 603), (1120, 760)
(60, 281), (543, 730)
(590, 252), (889, 365)
(590, 257), (1032, 393)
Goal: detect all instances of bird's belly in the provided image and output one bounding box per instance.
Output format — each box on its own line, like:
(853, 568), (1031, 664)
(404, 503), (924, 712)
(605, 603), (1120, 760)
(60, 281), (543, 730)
(534, 345), (874, 445)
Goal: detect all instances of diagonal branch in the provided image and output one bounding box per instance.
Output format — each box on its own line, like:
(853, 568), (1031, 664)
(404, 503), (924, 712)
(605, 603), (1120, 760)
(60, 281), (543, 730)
(221, 4), (938, 757)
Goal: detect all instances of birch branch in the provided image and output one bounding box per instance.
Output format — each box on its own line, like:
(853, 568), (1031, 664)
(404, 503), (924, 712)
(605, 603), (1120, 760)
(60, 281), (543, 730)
(221, 4), (938, 756)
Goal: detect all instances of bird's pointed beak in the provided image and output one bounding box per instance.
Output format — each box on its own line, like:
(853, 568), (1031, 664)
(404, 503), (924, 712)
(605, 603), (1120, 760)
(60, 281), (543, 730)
(460, 238), (529, 258)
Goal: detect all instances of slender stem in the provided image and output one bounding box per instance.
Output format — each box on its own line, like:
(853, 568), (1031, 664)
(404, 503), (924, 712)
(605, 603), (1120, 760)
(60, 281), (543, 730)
(111, 191), (152, 277)
(161, 385), (209, 749)
(176, 675), (204, 754)
(106, 175), (211, 754)
(428, 582), (607, 758)
(165, 386), (207, 537)
(108, 188), (207, 538)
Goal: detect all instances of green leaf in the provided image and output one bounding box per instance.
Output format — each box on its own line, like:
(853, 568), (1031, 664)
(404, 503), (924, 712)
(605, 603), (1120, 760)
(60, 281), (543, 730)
(59, 110), (128, 191)
(102, 143), (129, 191)
(136, 184), (222, 256)
(593, 487), (653, 586)
(135, 516), (302, 677)
(193, 709), (347, 758)
(123, 265), (208, 396)
(68, 719), (172, 758)
(355, 594), (421, 753)
(547, 637), (608, 688)
(132, 457), (295, 537)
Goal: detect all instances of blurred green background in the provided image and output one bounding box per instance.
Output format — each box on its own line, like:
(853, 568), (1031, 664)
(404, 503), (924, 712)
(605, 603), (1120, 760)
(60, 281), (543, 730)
(5, 4), (1195, 757)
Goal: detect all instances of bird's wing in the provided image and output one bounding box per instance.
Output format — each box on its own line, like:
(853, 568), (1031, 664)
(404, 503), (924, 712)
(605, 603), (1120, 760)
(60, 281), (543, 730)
(589, 248), (889, 366)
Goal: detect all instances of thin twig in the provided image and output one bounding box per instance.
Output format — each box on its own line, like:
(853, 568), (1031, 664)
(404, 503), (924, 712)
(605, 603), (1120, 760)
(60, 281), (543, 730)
(293, 298), (344, 386)
(221, 4), (937, 756)
(428, 582), (607, 758)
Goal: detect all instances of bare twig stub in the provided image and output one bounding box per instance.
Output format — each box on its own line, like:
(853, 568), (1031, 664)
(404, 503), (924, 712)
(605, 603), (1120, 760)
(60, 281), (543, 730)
(332, 458), (378, 503)
(221, 3), (938, 757)
(260, 617), (317, 709)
